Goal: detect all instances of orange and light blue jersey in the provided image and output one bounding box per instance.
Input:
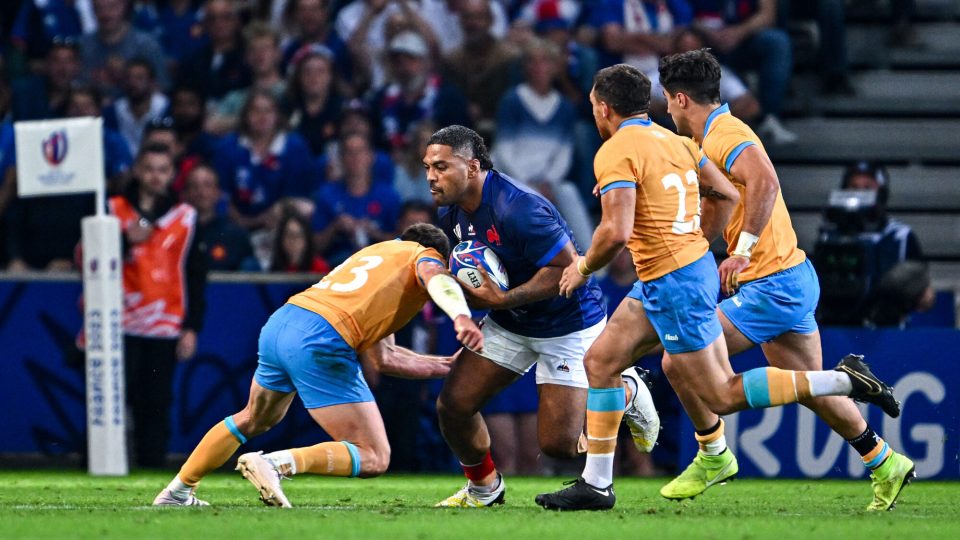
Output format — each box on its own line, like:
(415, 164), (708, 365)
(595, 117), (710, 282)
(701, 104), (806, 282)
(287, 240), (443, 352)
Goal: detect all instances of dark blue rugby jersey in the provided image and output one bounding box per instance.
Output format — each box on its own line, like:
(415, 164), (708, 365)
(438, 170), (605, 338)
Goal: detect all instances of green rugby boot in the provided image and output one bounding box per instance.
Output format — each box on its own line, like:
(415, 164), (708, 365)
(660, 449), (738, 500)
(867, 452), (916, 511)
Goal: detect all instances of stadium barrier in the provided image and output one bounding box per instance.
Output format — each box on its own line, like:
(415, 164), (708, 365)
(1, 274), (957, 479)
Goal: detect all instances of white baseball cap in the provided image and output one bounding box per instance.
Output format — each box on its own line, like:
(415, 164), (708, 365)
(388, 31), (428, 58)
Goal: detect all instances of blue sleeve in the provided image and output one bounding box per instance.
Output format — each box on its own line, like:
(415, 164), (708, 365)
(311, 187), (335, 232)
(375, 187), (402, 232)
(510, 194), (570, 267)
(589, 0), (623, 27)
(212, 138), (237, 193)
(668, 0), (694, 26)
(282, 135), (318, 198)
(104, 131), (133, 178)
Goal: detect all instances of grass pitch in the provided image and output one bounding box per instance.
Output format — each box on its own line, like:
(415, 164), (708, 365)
(0, 471), (957, 539)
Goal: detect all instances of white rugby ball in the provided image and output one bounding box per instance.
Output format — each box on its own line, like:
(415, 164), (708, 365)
(449, 240), (509, 290)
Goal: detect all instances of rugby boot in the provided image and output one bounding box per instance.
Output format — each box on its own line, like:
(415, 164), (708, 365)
(621, 367), (659, 452)
(152, 488), (209, 506)
(435, 475), (505, 507)
(236, 451), (292, 508)
(834, 354), (901, 418)
(535, 477), (615, 511)
(867, 452), (916, 511)
(660, 449), (738, 500)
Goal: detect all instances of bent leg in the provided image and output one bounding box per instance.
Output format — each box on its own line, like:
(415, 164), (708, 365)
(180, 379), (296, 486)
(762, 330), (865, 439)
(303, 401), (391, 478)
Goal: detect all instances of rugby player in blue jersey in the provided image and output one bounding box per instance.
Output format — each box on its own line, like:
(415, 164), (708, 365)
(425, 125), (659, 507)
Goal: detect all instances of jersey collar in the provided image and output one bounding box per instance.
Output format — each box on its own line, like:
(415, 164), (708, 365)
(618, 117), (652, 129)
(703, 103), (730, 140)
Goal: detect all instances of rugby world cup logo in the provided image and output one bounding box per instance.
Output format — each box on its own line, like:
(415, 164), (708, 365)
(42, 130), (69, 166)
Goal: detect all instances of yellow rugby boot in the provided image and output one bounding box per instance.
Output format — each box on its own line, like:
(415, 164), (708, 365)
(660, 449), (738, 500)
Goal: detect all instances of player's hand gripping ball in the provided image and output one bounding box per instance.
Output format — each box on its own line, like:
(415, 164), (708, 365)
(449, 241), (509, 291)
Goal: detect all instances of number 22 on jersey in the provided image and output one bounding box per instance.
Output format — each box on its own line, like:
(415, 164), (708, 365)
(314, 255), (384, 293)
(661, 170), (701, 235)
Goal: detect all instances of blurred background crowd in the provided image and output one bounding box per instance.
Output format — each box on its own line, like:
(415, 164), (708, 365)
(0, 0), (954, 474)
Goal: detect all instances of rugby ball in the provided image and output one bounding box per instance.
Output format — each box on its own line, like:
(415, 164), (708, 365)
(449, 240), (509, 291)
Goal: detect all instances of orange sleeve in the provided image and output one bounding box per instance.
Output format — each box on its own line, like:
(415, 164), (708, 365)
(414, 246), (445, 288)
(703, 123), (756, 174)
(594, 139), (638, 195)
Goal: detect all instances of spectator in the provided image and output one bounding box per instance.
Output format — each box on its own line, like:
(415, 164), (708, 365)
(369, 30), (470, 154)
(689, 0), (796, 144)
(647, 28), (760, 125)
(181, 163), (253, 272)
(103, 57), (170, 156)
(207, 22), (287, 135)
(419, 0), (510, 55)
(492, 38), (595, 248)
(286, 44), (344, 156)
(281, 0), (354, 90)
(814, 161), (924, 325)
(530, 0), (597, 107)
(589, 0), (692, 72)
(445, 0), (519, 136)
(10, 39), (82, 121)
(317, 100), (396, 184)
(169, 84), (220, 163)
(79, 0), (169, 94)
(213, 89), (317, 232)
(8, 0), (90, 71)
(312, 132), (401, 265)
(66, 86), (135, 186)
(393, 121), (436, 203)
(131, 0), (204, 69)
(178, 0), (249, 103)
(269, 211), (330, 273)
(109, 143), (207, 468)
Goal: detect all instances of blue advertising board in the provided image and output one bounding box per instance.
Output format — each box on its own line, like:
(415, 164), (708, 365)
(1, 278), (958, 479)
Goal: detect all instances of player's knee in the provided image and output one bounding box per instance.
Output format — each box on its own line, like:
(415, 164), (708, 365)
(436, 394), (472, 420)
(584, 350), (616, 382)
(232, 408), (281, 438)
(357, 445), (390, 478)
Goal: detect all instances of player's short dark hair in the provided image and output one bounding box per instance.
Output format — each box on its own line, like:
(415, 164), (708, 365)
(427, 125), (494, 170)
(658, 49), (722, 105)
(592, 64), (651, 117)
(401, 223), (451, 260)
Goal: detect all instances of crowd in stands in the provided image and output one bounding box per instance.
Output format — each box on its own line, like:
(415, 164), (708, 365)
(2, 0), (909, 277)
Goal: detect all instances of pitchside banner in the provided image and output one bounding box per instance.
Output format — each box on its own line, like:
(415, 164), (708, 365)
(678, 328), (960, 480)
(14, 117), (104, 197)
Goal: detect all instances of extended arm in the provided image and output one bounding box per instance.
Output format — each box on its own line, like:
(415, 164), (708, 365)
(360, 334), (454, 379)
(418, 259), (484, 352)
(465, 241), (579, 310)
(559, 187), (635, 297)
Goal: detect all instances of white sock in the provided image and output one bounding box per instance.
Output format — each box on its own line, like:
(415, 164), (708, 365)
(702, 435), (727, 456)
(806, 371), (854, 397)
(166, 476), (193, 499)
(582, 453), (614, 488)
(469, 474), (500, 493)
(262, 450), (297, 475)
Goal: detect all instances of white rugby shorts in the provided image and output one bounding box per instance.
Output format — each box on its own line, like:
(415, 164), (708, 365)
(471, 316), (606, 388)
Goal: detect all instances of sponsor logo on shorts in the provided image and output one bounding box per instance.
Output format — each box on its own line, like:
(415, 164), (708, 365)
(556, 361), (570, 373)
(665, 334), (679, 341)
(732, 296), (743, 307)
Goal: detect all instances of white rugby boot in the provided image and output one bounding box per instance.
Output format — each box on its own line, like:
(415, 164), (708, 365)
(236, 451), (292, 508)
(621, 366), (660, 452)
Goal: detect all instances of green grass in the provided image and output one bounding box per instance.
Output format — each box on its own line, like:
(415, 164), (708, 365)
(0, 471), (957, 539)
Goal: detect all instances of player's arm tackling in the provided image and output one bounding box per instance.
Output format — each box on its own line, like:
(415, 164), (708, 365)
(418, 259), (484, 352)
(361, 334), (455, 380)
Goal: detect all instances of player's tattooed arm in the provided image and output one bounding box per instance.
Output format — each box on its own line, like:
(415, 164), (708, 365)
(699, 160), (741, 241)
(465, 241), (577, 310)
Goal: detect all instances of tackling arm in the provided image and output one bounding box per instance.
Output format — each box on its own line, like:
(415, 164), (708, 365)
(360, 334), (454, 380)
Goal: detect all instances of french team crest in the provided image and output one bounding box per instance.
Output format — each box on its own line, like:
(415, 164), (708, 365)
(42, 130), (69, 166)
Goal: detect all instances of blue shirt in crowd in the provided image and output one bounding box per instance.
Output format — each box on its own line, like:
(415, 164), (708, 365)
(133, 2), (204, 64)
(438, 170), (605, 338)
(213, 132), (317, 217)
(311, 180), (402, 263)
